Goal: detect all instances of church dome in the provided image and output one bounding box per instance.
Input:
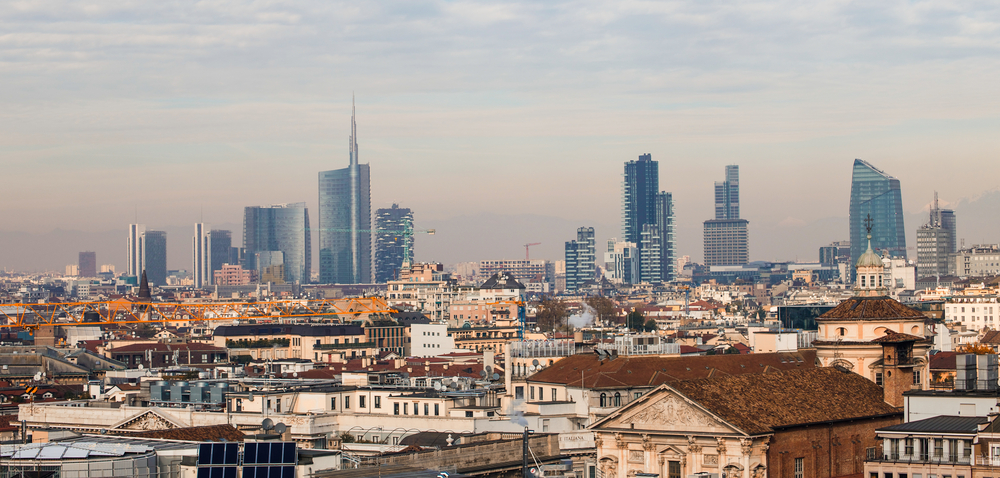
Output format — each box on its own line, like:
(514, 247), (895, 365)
(856, 242), (883, 269)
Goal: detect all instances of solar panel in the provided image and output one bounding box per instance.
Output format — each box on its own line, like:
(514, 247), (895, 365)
(244, 442), (295, 465)
(243, 466), (294, 478)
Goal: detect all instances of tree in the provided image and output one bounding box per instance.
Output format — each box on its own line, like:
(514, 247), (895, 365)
(642, 318), (658, 332)
(586, 296), (617, 326)
(957, 342), (995, 354)
(535, 297), (569, 332)
(135, 323), (157, 338)
(626, 310), (645, 332)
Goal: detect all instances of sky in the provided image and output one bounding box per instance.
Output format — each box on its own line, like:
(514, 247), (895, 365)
(2, 0), (1000, 270)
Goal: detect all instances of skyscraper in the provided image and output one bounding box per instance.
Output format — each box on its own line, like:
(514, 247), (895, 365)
(565, 227), (596, 292)
(622, 154), (675, 284)
(209, 230), (233, 282)
(703, 165), (749, 266)
(127, 224), (145, 277)
(142, 230), (168, 286)
(319, 98), (372, 284)
(78, 252), (97, 278)
(192, 223), (209, 288)
(849, 159), (907, 274)
(374, 204), (414, 283)
(244, 203), (311, 284)
(916, 192), (957, 279)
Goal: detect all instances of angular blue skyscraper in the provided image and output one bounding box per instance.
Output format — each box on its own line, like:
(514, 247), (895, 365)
(319, 98), (372, 284)
(243, 203), (311, 284)
(849, 159), (907, 274)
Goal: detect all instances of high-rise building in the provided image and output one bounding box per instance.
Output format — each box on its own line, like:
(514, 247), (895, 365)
(243, 203), (311, 284)
(374, 204), (414, 283)
(564, 227), (596, 292)
(319, 98), (372, 284)
(127, 224), (145, 277)
(622, 154), (675, 283)
(703, 165), (749, 266)
(849, 159), (907, 275)
(192, 223), (209, 288)
(917, 193), (957, 279)
(604, 240), (638, 285)
(209, 230), (233, 282)
(142, 230), (168, 286)
(78, 252), (96, 278)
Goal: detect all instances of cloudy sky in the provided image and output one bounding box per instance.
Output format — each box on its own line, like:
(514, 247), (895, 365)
(3, 0), (1000, 269)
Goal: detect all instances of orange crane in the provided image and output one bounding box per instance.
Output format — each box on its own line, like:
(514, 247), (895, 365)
(0, 297), (394, 332)
(523, 242), (541, 261)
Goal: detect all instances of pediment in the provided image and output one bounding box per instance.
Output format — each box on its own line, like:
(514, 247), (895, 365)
(110, 408), (185, 431)
(601, 389), (738, 435)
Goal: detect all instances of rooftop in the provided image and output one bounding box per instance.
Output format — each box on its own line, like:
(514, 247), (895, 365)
(816, 296), (927, 322)
(878, 416), (987, 434)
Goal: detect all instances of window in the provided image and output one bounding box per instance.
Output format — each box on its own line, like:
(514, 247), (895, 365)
(404, 403), (408, 414)
(539, 387), (544, 401)
(331, 397), (336, 410)
(890, 439), (899, 459)
(542, 419), (550, 432)
(600, 393), (607, 407)
(876, 372), (884, 387)
(914, 370), (922, 385)
(434, 404), (439, 416)
(530, 387), (535, 400)
(905, 438), (914, 455)
(465, 411), (473, 417)
(359, 396), (366, 408)
(424, 403), (429, 415)
(552, 388), (558, 401)
(344, 396), (350, 409)
(394, 403), (399, 415)
(634, 392), (642, 400)
(934, 439), (943, 457)
(374, 396), (381, 409)
(614, 392), (621, 407)
(668, 461), (681, 478)
(413, 402), (419, 415)
(202, 354), (208, 362)
(794, 458), (804, 478)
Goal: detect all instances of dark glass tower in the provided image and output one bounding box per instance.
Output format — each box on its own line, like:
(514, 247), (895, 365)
(849, 159), (906, 274)
(243, 203), (311, 284)
(143, 230), (168, 286)
(374, 204), (414, 283)
(209, 230), (233, 280)
(319, 98), (372, 284)
(622, 154), (675, 283)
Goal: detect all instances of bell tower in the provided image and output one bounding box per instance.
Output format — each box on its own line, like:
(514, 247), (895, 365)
(855, 214), (888, 297)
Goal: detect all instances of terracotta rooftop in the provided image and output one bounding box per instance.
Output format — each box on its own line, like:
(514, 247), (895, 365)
(527, 350), (817, 389)
(930, 351), (958, 370)
(816, 296), (927, 322)
(870, 330), (927, 343)
(128, 424), (245, 442)
(668, 367), (900, 435)
(981, 330), (1000, 345)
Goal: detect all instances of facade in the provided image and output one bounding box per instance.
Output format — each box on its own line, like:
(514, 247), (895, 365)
(478, 260), (550, 284)
(78, 251), (96, 278)
(917, 193), (957, 279)
(209, 229), (233, 283)
(951, 244), (1000, 277)
(192, 223), (209, 288)
(411, 323), (462, 357)
(850, 159), (907, 276)
(318, 99), (372, 285)
(703, 165), (749, 266)
(622, 154), (675, 284)
(142, 230), (168, 286)
(565, 227), (596, 292)
(243, 203), (311, 284)
(127, 223), (145, 277)
(213, 264), (256, 286)
(605, 240), (639, 285)
(374, 204), (413, 283)
(865, 416), (980, 478)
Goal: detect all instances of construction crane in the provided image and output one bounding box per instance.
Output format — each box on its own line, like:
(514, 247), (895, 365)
(523, 243), (540, 261)
(308, 225), (435, 266)
(678, 285), (691, 316)
(0, 297), (394, 332)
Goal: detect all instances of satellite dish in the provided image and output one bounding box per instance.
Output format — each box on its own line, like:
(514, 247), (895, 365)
(443, 378), (452, 385)
(529, 365), (536, 372)
(485, 365), (492, 373)
(532, 359), (539, 367)
(33, 372), (42, 382)
(292, 372), (298, 378)
(433, 382), (442, 391)
(262, 418), (274, 431)
(492, 373), (500, 380)
(137, 364), (143, 370)
(274, 423), (287, 434)
(480, 370), (487, 378)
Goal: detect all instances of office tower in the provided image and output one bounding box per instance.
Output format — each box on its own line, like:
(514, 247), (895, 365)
(127, 224), (145, 277)
(192, 223), (209, 288)
(622, 154), (675, 283)
(917, 193), (957, 279)
(849, 159), (906, 275)
(209, 230), (233, 282)
(78, 252), (97, 278)
(819, 246), (838, 266)
(243, 203), (311, 284)
(374, 204), (414, 283)
(564, 227), (596, 292)
(604, 240), (638, 285)
(319, 98), (372, 284)
(256, 251), (285, 284)
(142, 230), (168, 286)
(703, 165), (749, 266)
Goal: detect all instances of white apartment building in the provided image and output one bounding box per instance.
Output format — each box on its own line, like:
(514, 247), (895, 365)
(944, 295), (999, 329)
(410, 323), (467, 357)
(952, 244), (1000, 277)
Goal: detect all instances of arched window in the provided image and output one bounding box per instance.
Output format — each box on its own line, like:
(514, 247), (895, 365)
(614, 392), (622, 407)
(600, 393), (607, 407)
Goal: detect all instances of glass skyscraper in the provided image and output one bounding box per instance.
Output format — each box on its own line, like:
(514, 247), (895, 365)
(565, 227), (596, 292)
(243, 203), (311, 284)
(916, 192), (956, 279)
(209, 230), (233, 284)
(142, 230), (168, 286)
(374, 204), (414, 283)
(703, 165), (749, 266)
(319, 99), (372, 284)
(849, 159), (907, 274)
(622, 154), (675, 283)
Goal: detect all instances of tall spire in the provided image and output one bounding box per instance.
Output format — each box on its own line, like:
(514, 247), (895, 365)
(349, 93), (358, 166)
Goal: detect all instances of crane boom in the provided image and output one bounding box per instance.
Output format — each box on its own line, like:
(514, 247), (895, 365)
(0, 297), (393, 330)
(523, 242), (541, 261)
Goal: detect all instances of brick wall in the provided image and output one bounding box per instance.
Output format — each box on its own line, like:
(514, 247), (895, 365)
(768, 415), (901, 478)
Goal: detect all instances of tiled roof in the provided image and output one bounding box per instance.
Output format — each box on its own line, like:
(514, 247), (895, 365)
(816, 297), (927, 321)
(982, 330), (1000, 345)
(878, 415), (986, 434)
(128, 424), (245, 442)
(930, 351), (958, 370)
(527, 350), (817, 389)
(870, 330), (926, 343)
(669, 367), (900, 435)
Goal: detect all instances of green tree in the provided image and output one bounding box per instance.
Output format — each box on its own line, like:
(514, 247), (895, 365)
(626, 310), (645, 332)
(585, 296), (617, 326)
(135, 323), (157, 338)
(535, 297), (569, 332)
(642, 318), (658, 332)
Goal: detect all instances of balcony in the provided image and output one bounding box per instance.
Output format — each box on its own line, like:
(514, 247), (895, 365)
(314, 341), (377, 350)
(867, 455), (971, 466)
